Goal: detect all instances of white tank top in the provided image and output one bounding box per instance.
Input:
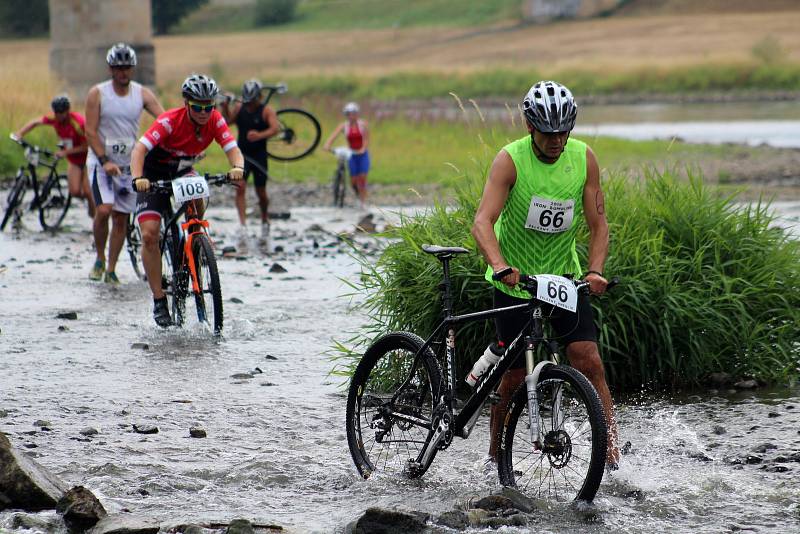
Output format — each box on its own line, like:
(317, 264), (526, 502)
(88, 80), (144, 166)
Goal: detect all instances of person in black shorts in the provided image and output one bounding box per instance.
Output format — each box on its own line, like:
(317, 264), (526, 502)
(220, 79), (279, 245)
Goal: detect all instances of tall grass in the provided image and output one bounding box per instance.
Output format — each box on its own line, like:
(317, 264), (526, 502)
(333, 169), (800, 391)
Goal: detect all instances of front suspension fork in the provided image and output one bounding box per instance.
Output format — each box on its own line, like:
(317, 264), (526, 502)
(525, 339), (560, 448)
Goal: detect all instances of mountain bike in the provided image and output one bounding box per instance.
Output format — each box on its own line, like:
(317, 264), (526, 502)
(1, 134), (71, 232)
(126, 214), (145, 281)
(222, 83), (321, 161)
(346, 244), (614, 502)
(330, 146), (352, 208)
(148, 174), (230, 335)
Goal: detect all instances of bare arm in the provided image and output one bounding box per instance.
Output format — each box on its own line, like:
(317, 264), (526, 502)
(225, 146), (245, 169)
(582, 146), (610, 293)
(130, 141), (148, 179)
(141, 87), (164, 118)
(356, 121), (369, 154)
(14, 118), (44, 138)
(84, 86), (104, 157)
(471, 149), (517, 286)
(220, 100), (241, 124)
(260, 105), (280, 139)
(322, 123), (344, 151)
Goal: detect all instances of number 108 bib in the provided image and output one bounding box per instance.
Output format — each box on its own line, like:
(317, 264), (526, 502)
(525, 196), (574, 233)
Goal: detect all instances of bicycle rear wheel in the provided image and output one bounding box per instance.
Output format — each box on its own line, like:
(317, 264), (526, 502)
(1, 173), (28, 231)
(126, 214), (146, 281)
(38, 173), (71, 231)
(497, 364), (607, 503)
(346, 331), (442, 480)
(162, 225), (186, 327)
(267, 108), (321, 161)
(191, 233), (223, 335)
(332, 164), (346, 208)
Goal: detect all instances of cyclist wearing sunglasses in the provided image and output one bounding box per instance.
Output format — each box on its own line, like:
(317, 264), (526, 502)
(129, 73), (244, 327)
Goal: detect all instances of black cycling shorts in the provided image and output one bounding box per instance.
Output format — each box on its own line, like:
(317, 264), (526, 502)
(493, 287), (598, 369)
(244, 157), (268, 188)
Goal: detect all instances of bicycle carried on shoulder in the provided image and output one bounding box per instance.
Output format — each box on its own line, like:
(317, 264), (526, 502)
(148, 174), (231, 335)
(223, 83), (321, 161)
(1, 134), (71, 232)
(346, 244), (614, 502)
(330, 146), (352, 208)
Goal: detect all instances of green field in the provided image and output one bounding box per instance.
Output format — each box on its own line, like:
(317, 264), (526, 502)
(176, 0), (521, 33)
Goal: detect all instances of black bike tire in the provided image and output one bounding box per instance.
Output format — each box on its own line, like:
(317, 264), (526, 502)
(192, 233), (224, 336)
(1, 174), (27, 231)
(346, 331), (443, 480)
(497, 364), (607, 502)
(266, 108), (322, 162)
(38, 174), (71, 232)
(126, 215), (146, 281)
(332, 165), (345, 208)
(163, 225), (186, 327)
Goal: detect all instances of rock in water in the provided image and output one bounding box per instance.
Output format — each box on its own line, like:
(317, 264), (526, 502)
(226, 519), (255, 534)
(189, 427), (207, 438)
(56, 312), (78, 320)
(351, 508), (428, 533)
(268, 263), (288, 273)
(132, 424), (158, 435)
(0, 432), (68, 511)
(56, 486), (107, 531)
(356, 213), (376, 233)
(89, 514), (160, 534)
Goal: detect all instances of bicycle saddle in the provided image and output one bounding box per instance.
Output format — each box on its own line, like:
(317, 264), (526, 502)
(422, 244), (470, 258)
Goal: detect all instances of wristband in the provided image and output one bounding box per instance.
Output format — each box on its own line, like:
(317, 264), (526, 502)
(585, 270), (603, 277)
(98, 155), (109, 165)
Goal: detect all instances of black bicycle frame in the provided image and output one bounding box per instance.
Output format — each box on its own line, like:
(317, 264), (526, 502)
(25, 159), (58, 208)
(393, 256), (547, 439)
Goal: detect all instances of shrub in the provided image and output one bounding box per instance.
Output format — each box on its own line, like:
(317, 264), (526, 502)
(255, 0), (298, 26)
(333, 168), (800, 391)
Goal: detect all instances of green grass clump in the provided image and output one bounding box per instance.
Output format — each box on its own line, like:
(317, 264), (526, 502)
(334, 169), (800, 391)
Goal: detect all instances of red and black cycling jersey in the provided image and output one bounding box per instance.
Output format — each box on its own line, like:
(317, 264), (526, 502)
(139, 106), (237, 179)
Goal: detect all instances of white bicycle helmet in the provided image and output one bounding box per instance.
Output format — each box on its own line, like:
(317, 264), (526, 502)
(342, 102), (360, 114)
(106, 43), (137, 67)
(521, 81), (577, 133)
(182, 74), (219, 101)
(241, 79), (263, 103)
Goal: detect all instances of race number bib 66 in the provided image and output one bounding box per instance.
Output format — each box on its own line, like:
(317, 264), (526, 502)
(534, 274), (578, 312)
(171, 175), (210, 203)
(525, 196), (574, 233)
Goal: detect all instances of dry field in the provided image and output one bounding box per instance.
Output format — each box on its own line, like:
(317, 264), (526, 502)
(2, 9), (800, 99)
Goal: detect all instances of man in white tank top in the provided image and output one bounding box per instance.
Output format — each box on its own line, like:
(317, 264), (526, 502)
(85, 43), (164, 284)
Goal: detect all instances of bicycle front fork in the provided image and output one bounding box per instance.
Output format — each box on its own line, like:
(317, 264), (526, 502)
(524, 338), (561, 448)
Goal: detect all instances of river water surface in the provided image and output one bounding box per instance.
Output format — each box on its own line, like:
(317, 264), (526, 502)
(1, 197), (799, 533)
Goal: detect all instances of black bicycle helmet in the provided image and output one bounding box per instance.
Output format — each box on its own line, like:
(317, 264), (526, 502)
(241, 79), (263, 103)
(182, 74), (219, 101)
(521, 81), (577, 133)
(106, 43), (137, 67)
(51, 94), (71, 113)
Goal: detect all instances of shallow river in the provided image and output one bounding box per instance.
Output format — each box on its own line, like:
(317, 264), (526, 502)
(1, 199), (799, 533)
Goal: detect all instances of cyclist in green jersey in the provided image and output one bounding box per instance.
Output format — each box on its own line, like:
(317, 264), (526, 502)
(471, 80), (619, 471)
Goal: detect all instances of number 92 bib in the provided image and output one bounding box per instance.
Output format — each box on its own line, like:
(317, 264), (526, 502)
(525, 196), (575, 234)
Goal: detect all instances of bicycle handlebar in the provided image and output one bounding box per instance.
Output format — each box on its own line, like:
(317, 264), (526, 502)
(136, 173), (233, 194)
(9, 133), (57, 159)
(491, 268), (620, 295)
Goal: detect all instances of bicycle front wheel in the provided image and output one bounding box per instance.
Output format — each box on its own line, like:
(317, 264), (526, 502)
(191, 233), (223, 335)
(267, 108), (321, 161)
(346, 332), (443, 480)
(38, 174), (71, 231)
(1, 174), (28, 231)
(332, 165), (346, 208)
(162, 225), (186, 327)
(498, 364), (607, 503)
(126, 215), (146, 281)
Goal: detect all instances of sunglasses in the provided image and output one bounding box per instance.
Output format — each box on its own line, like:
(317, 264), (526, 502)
(188, 102), (214, 113)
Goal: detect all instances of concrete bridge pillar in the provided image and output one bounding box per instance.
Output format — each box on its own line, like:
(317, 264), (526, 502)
(48, 0), (155, 94)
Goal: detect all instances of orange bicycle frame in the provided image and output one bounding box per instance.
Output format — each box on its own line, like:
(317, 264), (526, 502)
(180, 201), (213, 295)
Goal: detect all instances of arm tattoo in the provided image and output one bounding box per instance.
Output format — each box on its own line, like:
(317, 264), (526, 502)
(595, 190), (605, 215)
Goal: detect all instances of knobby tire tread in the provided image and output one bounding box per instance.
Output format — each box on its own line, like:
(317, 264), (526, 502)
(193, 233), (223, 335)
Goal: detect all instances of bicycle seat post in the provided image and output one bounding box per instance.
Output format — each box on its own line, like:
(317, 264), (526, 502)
(438, 256), (453, 318)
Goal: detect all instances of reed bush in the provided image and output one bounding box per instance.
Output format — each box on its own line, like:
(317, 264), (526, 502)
(333, 168), (800, 391)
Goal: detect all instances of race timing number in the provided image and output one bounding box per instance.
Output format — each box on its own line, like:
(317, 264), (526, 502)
(171, 175), (210, 203)
(534, 274), (578, 312)
(105, 138), (134, 157)
(525, 196), (574, 233)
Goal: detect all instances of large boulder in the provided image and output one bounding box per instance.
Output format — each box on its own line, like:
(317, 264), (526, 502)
(350, 508), (429, 534)
(0, 432), (68, 511)
(89, 514), (160, 534)
(57, 485), (107, 531)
